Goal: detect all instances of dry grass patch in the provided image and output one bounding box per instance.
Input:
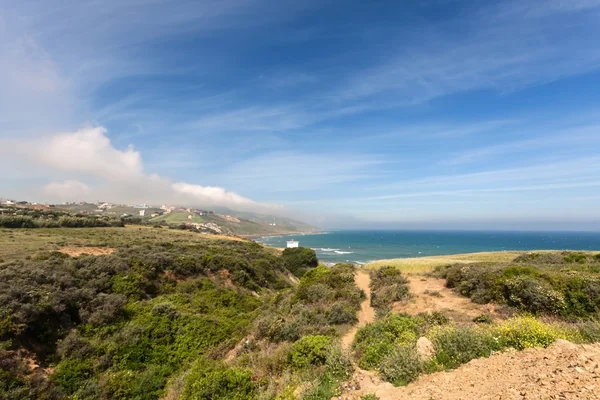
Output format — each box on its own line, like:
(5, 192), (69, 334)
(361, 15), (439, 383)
(366, 251), (525, 274)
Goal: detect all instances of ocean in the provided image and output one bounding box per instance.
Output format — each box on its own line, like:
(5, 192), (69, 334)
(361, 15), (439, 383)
(256, 230), (600, 265)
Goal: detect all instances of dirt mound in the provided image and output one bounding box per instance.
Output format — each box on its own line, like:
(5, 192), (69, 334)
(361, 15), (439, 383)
(344, 340), (600, 399)
(341, 271), (376, 348)
(57, 246), (114, 256)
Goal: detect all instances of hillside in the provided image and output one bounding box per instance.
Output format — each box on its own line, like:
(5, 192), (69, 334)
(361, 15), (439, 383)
(2, 225), (600, 400)
(51, 202), (316, 236)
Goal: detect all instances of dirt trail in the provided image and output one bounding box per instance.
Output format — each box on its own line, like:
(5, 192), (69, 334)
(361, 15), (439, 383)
(340, 273), (600, 399)
(393, 276), (499, 322)
(341, 271), (376, 348)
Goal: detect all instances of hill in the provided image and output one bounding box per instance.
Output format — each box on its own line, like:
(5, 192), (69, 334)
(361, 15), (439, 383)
(2, 225), (600, 400)
(51, 202), (317, 236)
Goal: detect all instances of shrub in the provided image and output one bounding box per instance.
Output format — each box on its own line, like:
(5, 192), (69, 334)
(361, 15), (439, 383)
(416, 311), (450, 327)
(353, 314), (421, 370)
(281, 247), (318, 278)
(429, 325), (499, 369)
(472, 313), (493, 324)
(288, 335), (332, 369)
(370, 266), (410, 313)
(301, 374), (338, 400)
(493, 316), (558, 350)
(379, 344), (422, 386)
(52, 359), (94, 395)
(361, 395), (380, 400)
(181, 360), (255, 400)
(564, 252), (588, 264)
(324, 344), (353, 379)
(577, 320), (600, 343)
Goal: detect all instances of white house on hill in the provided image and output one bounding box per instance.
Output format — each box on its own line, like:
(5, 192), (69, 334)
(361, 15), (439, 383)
(286, 240), (299, 248)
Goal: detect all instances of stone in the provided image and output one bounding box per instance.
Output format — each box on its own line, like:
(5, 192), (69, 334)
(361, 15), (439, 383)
(416, 336), (435, 360)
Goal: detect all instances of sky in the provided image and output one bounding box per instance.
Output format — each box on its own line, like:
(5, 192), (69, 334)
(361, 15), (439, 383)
(1, 0), (600, 230)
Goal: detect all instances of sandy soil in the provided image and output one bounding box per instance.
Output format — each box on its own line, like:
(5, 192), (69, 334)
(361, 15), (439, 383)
(57, 246), (115, 256)
(346, 340), (600, 400)
(393, 276), (500, 322)
(341, 271), (376, 348)
(339, 272), (600, 400)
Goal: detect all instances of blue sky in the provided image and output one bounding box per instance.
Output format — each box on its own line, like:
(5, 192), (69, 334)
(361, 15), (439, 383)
(1, 0), (600, 229)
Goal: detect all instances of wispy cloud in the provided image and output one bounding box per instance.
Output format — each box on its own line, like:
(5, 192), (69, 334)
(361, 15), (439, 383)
(339, 0), (600, 104)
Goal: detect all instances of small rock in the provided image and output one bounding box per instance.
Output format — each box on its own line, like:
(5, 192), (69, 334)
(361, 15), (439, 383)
(416, 336), (435, 360)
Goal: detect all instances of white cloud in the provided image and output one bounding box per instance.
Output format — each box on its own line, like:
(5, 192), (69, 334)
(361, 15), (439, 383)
(172, 182), (257, 207)
(42, 180), (90, 202)
(1, 126), (278, 212)
(37, 127), (144, 181)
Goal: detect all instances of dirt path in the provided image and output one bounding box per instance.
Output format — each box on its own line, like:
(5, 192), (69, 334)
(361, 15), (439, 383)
(393, 276), (499, 322)
(340, 273), (600, 399)
(341, 271), (376, 348)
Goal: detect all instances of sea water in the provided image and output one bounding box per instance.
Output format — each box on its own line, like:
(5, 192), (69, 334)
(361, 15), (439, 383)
(256, 230), (600, 265)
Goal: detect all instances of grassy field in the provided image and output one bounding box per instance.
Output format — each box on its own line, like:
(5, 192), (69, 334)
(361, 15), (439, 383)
(149, 211), (203, 224)
(0, 226), (262, 262)
(367, 251), (538, 274)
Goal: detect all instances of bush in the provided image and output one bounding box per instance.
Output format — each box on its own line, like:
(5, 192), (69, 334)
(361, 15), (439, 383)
(370, 266), (410, 313)
(577, 320), (600, 343)
(379, 345), (422, 386)
(429, 325), (499, 369)
(361, 395), (380, 400)
(437, 260), (600, 319)
(353, 314), (421, 370)
(52, 359), (94, 395)
(181, 360), (255, 400)
(324, 344), (353, 379)
(281, 247), (318, 278)
(288, 335), (332, 369)
(493, 316), (559, 350)
(472, 313), (493, 324)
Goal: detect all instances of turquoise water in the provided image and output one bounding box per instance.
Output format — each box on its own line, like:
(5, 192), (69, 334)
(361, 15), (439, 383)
(256, 230), (600, 265)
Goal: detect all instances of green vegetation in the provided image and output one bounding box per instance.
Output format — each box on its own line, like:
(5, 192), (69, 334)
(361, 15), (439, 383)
(0, 225), (361, 399)
(0, 226), (306, 399)
(3, 224), (600, 400)
(436, 251), (600, 319)
(353, 313), (594, 387)
(361, 395), (380, 400)
(369, 266), (411, 316)
(149, 211), (203, 225)
(0, 208), (124, 228)
(255, 264), (364, 342)
(281, 247), (319, 278)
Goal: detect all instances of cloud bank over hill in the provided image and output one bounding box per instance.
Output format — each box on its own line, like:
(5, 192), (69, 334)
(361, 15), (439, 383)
(1, 126), (281, 213)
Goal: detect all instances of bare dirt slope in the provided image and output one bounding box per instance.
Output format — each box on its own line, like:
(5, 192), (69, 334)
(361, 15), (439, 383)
(349, 340), (600, 400)
(342, 271), (376, 348)
(58, 246), (115, 256)
(393, 276), (500, 322)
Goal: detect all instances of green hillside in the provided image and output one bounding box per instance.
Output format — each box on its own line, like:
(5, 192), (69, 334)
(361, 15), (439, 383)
(0, 226), (357, 400)
(149, 211), (203, 225)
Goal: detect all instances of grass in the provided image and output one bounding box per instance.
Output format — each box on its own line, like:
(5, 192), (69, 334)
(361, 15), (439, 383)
(149, 211), (203, 225)
(367, 251), (547, 274)
(0, 226), (256, 262)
